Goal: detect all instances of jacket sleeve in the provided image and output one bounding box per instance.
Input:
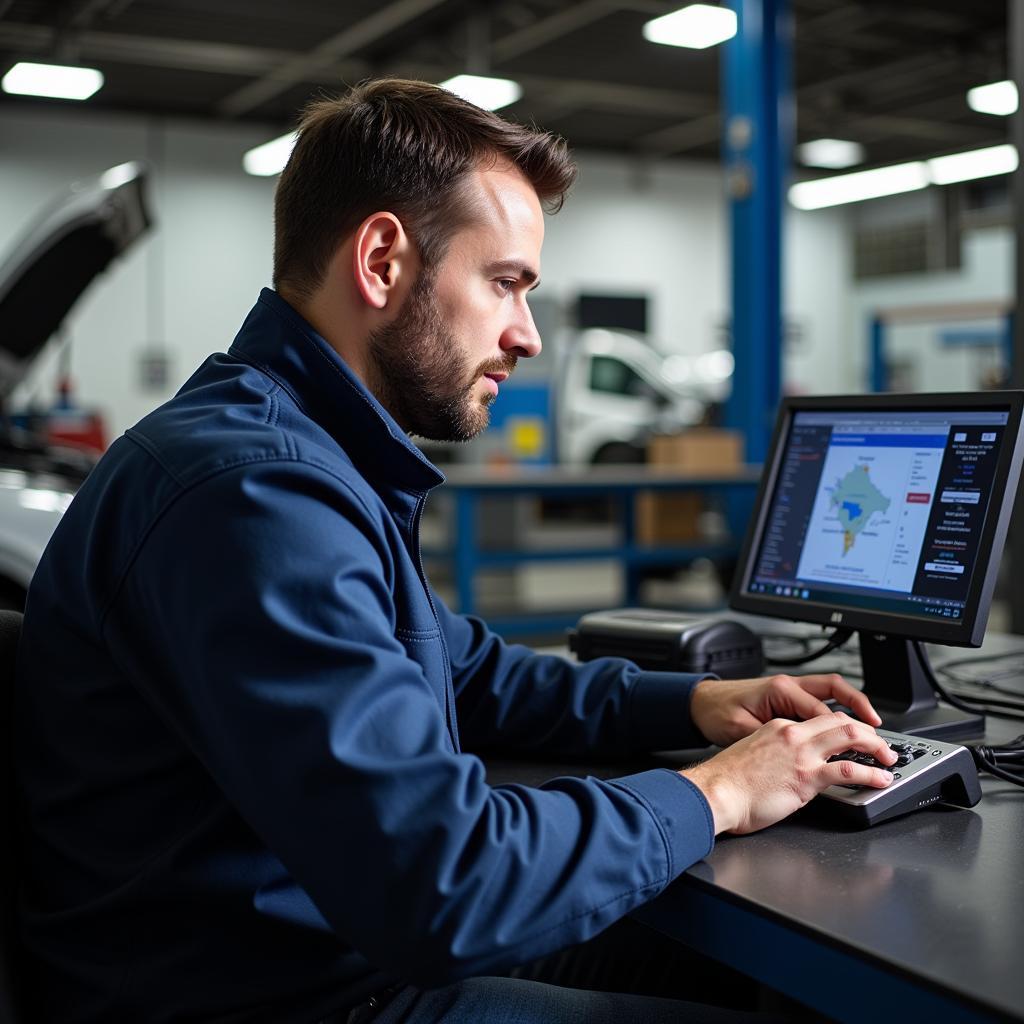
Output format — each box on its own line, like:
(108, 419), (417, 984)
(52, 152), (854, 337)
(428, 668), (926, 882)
(102, 459), (715, 986)
(438, 598), (713, 756)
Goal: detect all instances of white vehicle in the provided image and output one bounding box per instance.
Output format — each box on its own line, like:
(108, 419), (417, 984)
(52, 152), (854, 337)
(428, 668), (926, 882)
(0, 162), (152, 605)
(555, 328), (730, 464)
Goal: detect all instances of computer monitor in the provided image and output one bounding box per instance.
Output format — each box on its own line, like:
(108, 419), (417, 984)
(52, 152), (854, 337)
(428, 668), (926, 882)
(729, 392), (1024, 739)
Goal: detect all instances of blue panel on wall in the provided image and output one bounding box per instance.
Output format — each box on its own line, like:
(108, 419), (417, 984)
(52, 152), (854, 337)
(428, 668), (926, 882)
(486, 383), (553, 464)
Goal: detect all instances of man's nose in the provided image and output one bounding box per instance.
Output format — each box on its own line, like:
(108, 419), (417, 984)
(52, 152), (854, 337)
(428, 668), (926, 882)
(500, 303), (542, 359)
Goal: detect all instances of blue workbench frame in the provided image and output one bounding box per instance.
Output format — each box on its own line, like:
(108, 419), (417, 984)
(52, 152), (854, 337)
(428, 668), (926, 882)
(424, 469), (761, 637)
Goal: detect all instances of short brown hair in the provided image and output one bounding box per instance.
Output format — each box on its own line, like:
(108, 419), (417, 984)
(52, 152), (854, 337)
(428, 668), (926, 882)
(273, 78), (577, 299)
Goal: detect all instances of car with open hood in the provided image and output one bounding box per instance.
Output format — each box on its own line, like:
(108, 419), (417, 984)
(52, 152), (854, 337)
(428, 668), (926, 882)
(0, 160), (152, 606)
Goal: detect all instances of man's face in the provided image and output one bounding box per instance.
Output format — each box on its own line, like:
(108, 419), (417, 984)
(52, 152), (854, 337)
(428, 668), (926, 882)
(367, 164), (544, 442)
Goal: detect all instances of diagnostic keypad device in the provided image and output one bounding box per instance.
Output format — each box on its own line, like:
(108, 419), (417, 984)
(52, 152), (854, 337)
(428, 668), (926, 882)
(816, 728), (981, 828)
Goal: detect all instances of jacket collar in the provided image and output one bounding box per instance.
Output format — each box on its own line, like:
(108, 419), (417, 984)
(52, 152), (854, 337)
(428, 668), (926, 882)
(229, 288), (445, 494)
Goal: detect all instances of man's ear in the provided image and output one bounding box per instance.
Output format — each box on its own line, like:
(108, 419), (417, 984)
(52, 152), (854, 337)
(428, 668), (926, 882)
(352, 212), (415, 310)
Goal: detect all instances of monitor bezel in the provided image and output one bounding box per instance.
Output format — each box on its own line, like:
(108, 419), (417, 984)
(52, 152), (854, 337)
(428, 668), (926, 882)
(728, 391), (1024, 648)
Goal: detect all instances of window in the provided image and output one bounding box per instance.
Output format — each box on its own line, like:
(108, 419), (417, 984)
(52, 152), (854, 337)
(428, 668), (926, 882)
(589, 356), (657, 399)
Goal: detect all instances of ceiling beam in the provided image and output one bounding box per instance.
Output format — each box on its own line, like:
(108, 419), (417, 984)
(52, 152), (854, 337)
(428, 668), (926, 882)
(492, 0), (617, 64)
(388, 60), (717, 118)
(0, 22), (333, 78)
(214, 0), (451, 118)
(61, 0), (135, 31)
(491, 0), (674, 64)
(834, 114), (1001, 146)
(632, 113), (720, 156)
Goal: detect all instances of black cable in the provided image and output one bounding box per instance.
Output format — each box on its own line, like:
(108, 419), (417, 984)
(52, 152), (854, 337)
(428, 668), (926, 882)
(765, 628), (853, 667)
(930, 650), (1024, 673)
(971, 756), (1024, 786)
(970, 733), (1024, 788)
(932, 650), (1024, 697)
(938, 666), (1024, 696)
(912, 641), (1024, 722)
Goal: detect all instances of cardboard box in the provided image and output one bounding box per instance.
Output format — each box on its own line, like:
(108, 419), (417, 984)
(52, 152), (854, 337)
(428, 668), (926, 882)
(647, 429), (744, 474)
(636, 429), (744, 545)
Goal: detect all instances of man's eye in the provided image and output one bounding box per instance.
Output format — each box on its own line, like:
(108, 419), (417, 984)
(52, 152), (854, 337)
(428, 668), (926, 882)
(497, 279), (516, 293)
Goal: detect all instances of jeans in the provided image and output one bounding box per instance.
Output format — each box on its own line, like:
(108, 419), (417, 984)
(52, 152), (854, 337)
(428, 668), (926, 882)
(338, 918), (795, 1024)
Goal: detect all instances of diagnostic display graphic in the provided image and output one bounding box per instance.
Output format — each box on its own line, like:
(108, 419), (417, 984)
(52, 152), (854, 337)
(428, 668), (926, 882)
(797, 431), (942, 593)
(832, 464), (891, 556)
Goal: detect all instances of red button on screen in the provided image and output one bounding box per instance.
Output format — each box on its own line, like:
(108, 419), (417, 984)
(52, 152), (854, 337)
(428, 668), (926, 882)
(906, 492), (931, 503)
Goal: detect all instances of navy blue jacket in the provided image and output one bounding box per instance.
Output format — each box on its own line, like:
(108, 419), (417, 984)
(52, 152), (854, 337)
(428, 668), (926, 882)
(15, 289), (715, 1023)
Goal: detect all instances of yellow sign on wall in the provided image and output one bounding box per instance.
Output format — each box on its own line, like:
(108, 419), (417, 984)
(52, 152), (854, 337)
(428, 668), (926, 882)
(507, 417), (546, 459)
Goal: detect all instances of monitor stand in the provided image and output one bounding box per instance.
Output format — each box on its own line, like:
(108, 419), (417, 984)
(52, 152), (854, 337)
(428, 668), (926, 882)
(858, 632), (984, 740)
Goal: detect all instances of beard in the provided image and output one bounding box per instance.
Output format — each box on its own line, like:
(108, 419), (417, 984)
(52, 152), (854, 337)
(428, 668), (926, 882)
(366, 272), (516, 442)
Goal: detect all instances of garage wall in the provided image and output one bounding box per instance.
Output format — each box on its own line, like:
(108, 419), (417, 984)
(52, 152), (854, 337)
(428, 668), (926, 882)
(0, 105), (851, 439)
(848, 225), (1013, 393)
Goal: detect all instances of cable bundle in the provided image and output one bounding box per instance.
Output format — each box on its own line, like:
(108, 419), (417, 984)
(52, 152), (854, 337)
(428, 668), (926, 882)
(969, 735), (1024, 786)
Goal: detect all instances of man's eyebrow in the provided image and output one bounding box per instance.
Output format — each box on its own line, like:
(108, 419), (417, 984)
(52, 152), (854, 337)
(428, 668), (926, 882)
(485, 260), (541, 290)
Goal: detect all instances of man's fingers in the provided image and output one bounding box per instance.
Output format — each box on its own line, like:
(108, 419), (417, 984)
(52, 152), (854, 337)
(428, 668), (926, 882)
(795, 674), (884, 726)
(765, 675), (833, 721)
(788, 712), (897, 766)
(845, 690), (884, 727)
(822, 758), (894, 790)
(815, 714), (897, 765)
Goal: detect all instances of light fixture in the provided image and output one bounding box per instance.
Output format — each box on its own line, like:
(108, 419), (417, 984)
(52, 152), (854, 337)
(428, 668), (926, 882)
(790, 143), (1021, 210)
(967, 80), (1018, 117)
(642, 4), (737, 50)
(438, 74), (522, 111)
(797, 138), (865, 170)
(1, 61), (104, 100)
(927, 144), (1018, 185)
(242, 132), (296, 177)
(694, 350), (735, 382)
(99, 162), (142, 190)
(789, 162), (929, 210)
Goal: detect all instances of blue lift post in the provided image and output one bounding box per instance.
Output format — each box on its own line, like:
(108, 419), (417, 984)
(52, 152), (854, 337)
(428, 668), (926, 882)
(869, 315), (886, 393)
(722, 0), (792, 465)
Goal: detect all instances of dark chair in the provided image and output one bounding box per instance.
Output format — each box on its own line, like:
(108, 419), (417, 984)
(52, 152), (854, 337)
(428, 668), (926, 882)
(0, 610), (25, 1024)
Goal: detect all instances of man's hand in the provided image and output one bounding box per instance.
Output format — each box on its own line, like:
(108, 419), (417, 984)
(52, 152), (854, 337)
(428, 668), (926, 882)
(689, 672), (882, 747)
(681, 712), (897, 835)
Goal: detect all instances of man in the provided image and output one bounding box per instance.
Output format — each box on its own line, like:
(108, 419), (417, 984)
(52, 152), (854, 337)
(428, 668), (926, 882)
(15, 79), (896, 1023)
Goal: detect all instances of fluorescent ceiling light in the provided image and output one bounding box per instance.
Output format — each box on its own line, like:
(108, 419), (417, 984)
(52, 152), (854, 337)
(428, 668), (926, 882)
(790, 162), (929, 210)
(643, 4), (737, 49)
(1, 61), (103, 100)
(967, 80), (1018, 116)
(439, 74), (522, 111)
(928, 144), (1018, 185)
(243, 132), (296, 177)
(791, 143), (1021, 209)
(797, 138), (865, 169)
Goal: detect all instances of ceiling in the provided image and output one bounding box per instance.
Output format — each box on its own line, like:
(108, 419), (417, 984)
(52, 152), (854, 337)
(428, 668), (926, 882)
(0, 0), (1010, 173)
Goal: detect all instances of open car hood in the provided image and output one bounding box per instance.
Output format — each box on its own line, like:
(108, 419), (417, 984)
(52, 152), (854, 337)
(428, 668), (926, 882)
(0, 161), (152, 400)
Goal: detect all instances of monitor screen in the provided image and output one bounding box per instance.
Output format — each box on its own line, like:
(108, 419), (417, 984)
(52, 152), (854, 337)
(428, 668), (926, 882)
(732, 394), (1024, 645)
(729, 392), (1024, 736)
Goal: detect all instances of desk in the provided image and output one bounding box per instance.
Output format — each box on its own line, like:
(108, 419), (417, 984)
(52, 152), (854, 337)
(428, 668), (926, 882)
(486, 631), (1024, 1022)
(427, 464), (761, 636)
